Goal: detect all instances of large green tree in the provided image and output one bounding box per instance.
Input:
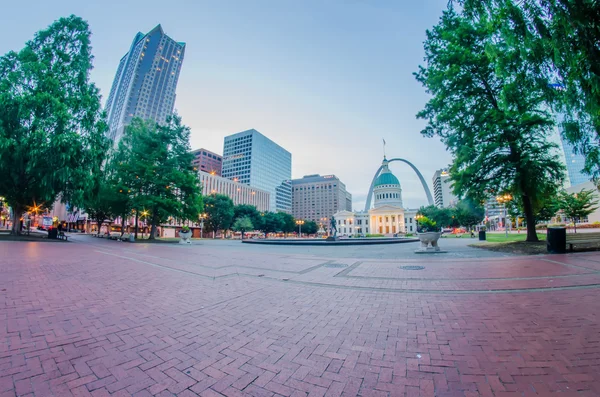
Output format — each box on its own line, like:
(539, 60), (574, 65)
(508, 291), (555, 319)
(415, 7), (564, 242)
(204, 194), (234, 237)
(114, 116), (203, 239)
(459, 0), (600, 178)
(301, 220), (318, 235)
(0, 15), (108, 234)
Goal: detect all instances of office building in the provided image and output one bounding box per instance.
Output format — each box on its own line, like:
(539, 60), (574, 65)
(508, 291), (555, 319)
(291, 174), (352, 223)
(432, 169), (458, 208)
(105, 24), (185, 143)
(191, 148), (222, 176)
(222, 129), (292, 212)
(198, 171), (270, 212)
(561, 140), (590, 186)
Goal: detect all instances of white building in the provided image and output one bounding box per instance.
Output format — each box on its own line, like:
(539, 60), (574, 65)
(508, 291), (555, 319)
(566, 181), (600, 224)
(432, 169), (458, 208)
(198, 171), (270, 212)
(333, 158), (417, 236)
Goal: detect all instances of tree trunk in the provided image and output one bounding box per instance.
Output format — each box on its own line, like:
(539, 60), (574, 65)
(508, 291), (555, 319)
(10, 206), (23, 235)
(121, 213), (126, 236)
(574, 218), (578, 233)
(134, 210), (139, 239)
(241, 230), (245, 240)
(97, 220), (103, 236)
(521, 194), (538, 242)
(149, 213), (158, 240)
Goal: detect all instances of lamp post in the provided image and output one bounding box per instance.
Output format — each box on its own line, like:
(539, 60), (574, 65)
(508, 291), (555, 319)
(199, 213), (206, 238)
(415, 214), (424, 233)
(296, 220), (305, 238)
(496, 194), (513, 238)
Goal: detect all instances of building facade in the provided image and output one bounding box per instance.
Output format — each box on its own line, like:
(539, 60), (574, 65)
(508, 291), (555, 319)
(333, 158), (417, 236)
(561, 140), (590, 186)
(291, 174), (352, 223)
(198, 171), (270, 212)
(191, 148), (222, 176)
(222, 129), (292, 213)
(105, 24), (185, 143)
(432, 169), (458, 208)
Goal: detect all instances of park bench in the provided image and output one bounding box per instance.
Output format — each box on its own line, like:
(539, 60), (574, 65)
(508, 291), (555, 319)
(57, 231), (69, 241)
(120, 233), (131, 242)
(565, 232), (600, 252)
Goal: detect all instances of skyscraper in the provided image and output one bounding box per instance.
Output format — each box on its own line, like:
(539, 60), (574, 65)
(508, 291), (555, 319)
(105, 25), (185, 143)
(432, 169), (458, 208)
(222, 129), (292, 213)
(560, 139), (590, 186)
(291, 174), (352, 222)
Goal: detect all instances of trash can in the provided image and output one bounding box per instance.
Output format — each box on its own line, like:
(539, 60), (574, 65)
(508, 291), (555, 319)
(478, 230), (486, 241)
(47, 228), (58, 239)
(547, 227), (566, 254)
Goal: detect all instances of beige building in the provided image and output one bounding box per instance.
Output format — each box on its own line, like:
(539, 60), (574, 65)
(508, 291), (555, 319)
(198, 171), (270, 212)
(292, 174), (352, 223)
(566, 181), (600, 224)
(432, 169), (458, 208)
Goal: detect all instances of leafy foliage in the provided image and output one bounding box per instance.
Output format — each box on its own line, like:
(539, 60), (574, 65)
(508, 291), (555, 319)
(418, 205), (458, 228)
(204, 194), (234, 234)
(113, 116), (203, 239)
(455, 199), (485, 229)
(258, 212), (283, 236)
(301, 220), (318, 235)
(0, 15), (108, 234)
(557, 188), (599, 232)
(416, 216), (437, 233)
(276, 212), (296, 234)
(233, 204), (262, 230)
(232, 216), (254, 239)
(415, 7), (564, 242)
(459, 0), (600, 179)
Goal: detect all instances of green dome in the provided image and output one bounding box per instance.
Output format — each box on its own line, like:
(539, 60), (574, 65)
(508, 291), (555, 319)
(374, 172), (400, 187)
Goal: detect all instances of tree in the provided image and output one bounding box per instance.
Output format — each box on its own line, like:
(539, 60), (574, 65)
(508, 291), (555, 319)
(0, 15), (109, 234)
(204, 194), (234, 237)
(557, 189), (599, 233)
(418, 205), (458, 228)
(233, 204), (262, 230)
(455, 199), (485, 230)
(258, 212), (283, 237)
(302, 220), (318, 235)
(276, 212), (296, 235)
(232, 216), (253, 239)
(115, 116), (203, 239)
(415, 7), (565, 242)
(84, 174), (116, 235)
(459, 0), (600, 178)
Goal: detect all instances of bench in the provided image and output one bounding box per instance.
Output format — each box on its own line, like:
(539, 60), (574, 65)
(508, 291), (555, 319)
(120, 233), (131, 242)
(565, 232), (600, 252)
(58, 232), (69, 241)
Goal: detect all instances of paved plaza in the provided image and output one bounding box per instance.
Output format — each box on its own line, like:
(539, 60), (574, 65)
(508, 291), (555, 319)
(1, 237), (599, 397)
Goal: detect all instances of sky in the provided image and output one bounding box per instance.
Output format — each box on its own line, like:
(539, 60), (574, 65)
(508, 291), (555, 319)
(0, 0), (452, 210)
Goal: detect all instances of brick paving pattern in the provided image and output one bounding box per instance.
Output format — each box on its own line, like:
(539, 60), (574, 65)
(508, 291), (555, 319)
(1, 238), (599, 396)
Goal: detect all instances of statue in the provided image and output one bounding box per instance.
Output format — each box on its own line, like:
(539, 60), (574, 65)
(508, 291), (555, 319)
(330, 216), (338, 238)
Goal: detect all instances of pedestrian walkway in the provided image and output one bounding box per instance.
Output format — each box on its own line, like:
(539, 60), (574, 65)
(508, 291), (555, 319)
(1, 239), (599, 396)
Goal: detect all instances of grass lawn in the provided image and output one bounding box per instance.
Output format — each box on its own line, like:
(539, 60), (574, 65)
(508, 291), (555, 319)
(483, 233), (546, 243)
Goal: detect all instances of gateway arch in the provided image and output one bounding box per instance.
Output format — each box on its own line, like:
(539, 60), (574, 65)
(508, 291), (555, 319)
(364, 158), (434, 211)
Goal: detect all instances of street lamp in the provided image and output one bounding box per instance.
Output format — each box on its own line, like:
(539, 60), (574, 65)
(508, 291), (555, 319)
(415, 214), (424, 233)
(296, 220), (305, 238)
(496, 194), (513, 238)
(199, 212), (206, 238)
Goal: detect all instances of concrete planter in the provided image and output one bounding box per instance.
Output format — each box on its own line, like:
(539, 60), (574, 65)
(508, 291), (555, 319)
(179, 231), (192, 244)
(416, 232), (444, 253)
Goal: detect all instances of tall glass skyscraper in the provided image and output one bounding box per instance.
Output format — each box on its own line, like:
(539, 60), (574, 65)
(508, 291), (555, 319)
(560, 139), (590, 186)
(105, 25), (185, 143)
(222, 129), (292, 213)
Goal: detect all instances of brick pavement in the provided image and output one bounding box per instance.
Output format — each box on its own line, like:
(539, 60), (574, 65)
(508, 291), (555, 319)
(1, 239), (599, 396)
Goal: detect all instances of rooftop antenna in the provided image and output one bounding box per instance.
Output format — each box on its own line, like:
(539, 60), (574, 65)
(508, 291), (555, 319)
(382, 138), (386, 159)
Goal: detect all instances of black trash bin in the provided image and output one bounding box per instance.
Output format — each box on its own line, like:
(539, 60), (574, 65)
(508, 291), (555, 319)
(478, 230), (486, 241)
(47, 227), (58, 240)
(547, 227), (566, 254)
